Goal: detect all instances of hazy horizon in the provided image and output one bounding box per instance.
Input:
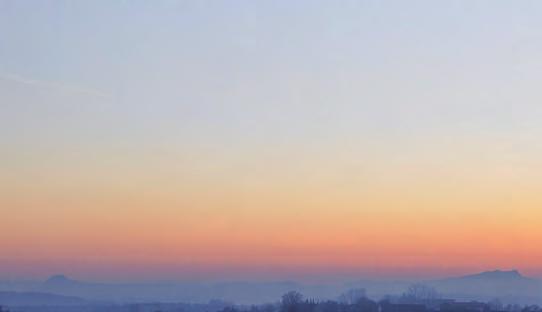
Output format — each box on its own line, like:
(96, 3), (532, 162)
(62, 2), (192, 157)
(0, 267), (539, 284)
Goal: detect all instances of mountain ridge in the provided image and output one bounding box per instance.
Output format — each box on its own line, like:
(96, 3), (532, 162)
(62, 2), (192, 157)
(0, 290), (88, 306)
(456, 270), (527, 280)
(2, 270), (541, 305)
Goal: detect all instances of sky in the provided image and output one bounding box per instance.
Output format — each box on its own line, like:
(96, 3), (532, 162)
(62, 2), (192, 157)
(2, 0), (542, 282)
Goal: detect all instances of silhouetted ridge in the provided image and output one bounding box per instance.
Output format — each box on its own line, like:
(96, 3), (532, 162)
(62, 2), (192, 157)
(0, 291), (87, 306)
(44, 274), (79, 286)
(459, 270), (525, 280)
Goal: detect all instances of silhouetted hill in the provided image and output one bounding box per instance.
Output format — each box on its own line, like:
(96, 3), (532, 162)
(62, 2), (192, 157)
(457, 270), (528, 281)
(429, 270), (542, 304)
(43, 275), (81, 287)
(36, 275), (312, 304)
(0, 291), (87, 306)
(1, 271), (541, 305)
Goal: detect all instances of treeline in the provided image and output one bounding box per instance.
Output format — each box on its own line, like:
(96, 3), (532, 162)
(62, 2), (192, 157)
(222, 286), (542, 312)
(2, 285), (542, 312)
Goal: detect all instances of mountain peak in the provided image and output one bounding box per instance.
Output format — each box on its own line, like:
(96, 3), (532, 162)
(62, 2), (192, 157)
(44, 274), (77, 285)
(462, 269), (524, 280)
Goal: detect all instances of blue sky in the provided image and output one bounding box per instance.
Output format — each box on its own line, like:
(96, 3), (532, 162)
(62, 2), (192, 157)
(3, 0), (542, 142)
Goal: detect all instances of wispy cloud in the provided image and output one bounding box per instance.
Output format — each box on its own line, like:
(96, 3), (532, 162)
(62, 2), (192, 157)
(0, 72), (112, 99)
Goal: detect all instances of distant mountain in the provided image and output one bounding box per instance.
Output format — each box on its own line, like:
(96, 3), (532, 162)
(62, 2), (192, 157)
(45, 274), (71, 284)
(456, 270), (530, 281)
(1, 271), (541, 305)
(35, 275), (314, 304)
(0, 291), (87, 306)
(429, 270), (542, 304)
(44, 274), (81, 287)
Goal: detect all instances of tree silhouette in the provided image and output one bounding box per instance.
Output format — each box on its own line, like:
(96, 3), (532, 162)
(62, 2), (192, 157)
(281, 291), (304, 312)
(402, 283), (439, 302)
(338, 288), (367, 304)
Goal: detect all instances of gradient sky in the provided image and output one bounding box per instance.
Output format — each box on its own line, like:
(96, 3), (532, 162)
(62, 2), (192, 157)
(2, 0), (542, 282)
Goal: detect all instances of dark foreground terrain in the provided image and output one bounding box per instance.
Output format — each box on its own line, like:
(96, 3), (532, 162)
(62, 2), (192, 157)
(2, 287), (542, 312)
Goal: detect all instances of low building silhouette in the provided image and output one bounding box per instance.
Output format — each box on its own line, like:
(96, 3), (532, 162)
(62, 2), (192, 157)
(440, 302), (490, 312)
(381, 303), (427, 312)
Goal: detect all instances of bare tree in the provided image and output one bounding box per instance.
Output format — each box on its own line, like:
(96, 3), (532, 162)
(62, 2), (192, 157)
(281, 291), (304, 312)
(489, 298), (504, 311)
(402, 283), (439, 302)
(338, 288), (367, 304)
